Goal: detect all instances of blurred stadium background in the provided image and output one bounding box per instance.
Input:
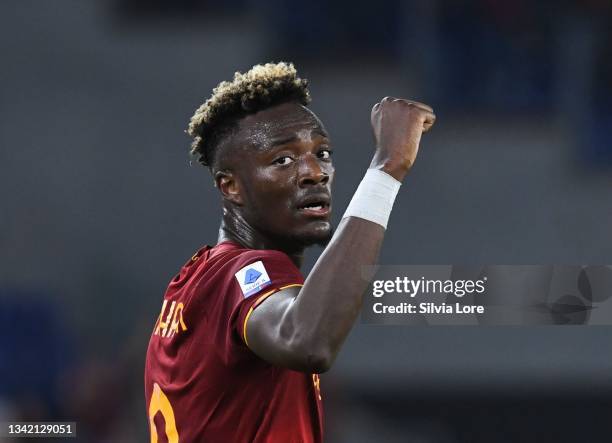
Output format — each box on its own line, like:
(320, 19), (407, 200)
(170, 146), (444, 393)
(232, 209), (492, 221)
(1, 0), (612, 441)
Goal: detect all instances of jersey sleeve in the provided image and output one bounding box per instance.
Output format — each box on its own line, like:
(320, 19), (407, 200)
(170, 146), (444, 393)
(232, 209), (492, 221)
(228, 250), (304, 348)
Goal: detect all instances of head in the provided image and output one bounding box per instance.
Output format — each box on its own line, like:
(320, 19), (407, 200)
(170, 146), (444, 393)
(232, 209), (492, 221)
(187, 62), (334, 252)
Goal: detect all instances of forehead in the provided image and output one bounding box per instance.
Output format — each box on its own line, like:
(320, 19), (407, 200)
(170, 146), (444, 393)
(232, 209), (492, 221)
(235, 102), (327, 151)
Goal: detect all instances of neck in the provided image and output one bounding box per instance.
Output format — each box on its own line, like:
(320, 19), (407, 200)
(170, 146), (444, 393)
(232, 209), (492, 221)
(217, 206), (305, 268)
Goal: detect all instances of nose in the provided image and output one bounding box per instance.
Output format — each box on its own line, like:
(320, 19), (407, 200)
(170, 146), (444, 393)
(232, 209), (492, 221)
(297, 154), (329, 187)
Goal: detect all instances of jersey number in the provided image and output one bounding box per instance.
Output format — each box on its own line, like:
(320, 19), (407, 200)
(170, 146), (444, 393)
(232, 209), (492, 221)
(148, 383), (179, 443)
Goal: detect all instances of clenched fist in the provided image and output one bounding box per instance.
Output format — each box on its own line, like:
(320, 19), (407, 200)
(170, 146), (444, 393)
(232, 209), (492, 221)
(369, 97), (436, 182)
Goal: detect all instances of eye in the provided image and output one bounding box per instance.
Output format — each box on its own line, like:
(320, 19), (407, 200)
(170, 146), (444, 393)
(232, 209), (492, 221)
(273, 156), (294, 166)
(318, 149), (333, 160)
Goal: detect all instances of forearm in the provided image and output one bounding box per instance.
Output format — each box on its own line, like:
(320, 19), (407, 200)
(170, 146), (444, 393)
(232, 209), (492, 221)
(286, 216), (386, 367)
(246, 97), (435, 373)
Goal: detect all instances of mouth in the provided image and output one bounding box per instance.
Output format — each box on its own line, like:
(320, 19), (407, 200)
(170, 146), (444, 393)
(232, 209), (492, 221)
(296, 195), (331, 218)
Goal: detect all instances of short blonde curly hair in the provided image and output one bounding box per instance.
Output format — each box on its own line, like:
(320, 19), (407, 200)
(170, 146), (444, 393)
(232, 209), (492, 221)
(187, 62), (311, 167)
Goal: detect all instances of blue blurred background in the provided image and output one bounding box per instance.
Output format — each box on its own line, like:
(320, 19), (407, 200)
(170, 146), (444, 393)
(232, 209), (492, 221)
(1, 0), (612, 441)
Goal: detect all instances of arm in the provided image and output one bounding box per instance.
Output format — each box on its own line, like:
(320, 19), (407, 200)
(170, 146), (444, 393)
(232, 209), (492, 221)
(247, 98), (436, 373)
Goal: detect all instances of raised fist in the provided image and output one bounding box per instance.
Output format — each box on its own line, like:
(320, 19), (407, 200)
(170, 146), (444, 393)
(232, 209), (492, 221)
(369, 97), (436, 182)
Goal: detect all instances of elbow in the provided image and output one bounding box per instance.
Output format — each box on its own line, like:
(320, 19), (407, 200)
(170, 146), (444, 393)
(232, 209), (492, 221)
(308, 356), (333, 374)
(285, 334), (335, 373)
(280, 316), (336, 373)
(302, 346), (335, 374)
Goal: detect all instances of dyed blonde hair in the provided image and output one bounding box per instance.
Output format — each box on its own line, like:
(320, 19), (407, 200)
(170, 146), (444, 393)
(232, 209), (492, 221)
(187, 62), (311, 167)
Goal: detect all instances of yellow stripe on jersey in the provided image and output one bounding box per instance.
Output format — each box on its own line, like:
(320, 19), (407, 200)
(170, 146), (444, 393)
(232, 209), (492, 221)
(242, 283), (304, 348)
(278, 283), (304, 290)
(243, 289), (277, 347)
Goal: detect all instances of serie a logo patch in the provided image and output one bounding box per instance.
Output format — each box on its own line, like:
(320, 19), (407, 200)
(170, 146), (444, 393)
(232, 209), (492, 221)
(235, 261), (272, 298)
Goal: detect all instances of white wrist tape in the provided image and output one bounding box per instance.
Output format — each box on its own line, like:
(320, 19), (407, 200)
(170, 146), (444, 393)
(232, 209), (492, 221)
(342, 168), (401, 229)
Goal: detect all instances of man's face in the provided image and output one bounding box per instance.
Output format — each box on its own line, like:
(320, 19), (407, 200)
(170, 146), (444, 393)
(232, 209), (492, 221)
(227, 102), (334, 248)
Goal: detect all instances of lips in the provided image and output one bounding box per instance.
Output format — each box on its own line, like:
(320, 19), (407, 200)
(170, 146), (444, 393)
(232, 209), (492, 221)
(296, 194), (331, 217)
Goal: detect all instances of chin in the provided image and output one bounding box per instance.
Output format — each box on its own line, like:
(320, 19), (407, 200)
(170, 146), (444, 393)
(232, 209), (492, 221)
(295, 222), (334, 247)
(263, 220), (334, 251)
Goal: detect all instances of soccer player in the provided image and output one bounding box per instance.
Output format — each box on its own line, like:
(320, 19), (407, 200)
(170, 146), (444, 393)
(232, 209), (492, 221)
(145, 62), (435, 442)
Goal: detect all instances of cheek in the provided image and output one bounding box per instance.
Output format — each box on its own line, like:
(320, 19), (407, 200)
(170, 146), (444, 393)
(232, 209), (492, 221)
(244, 170), (294, 213)
(326, 165), (335, 185)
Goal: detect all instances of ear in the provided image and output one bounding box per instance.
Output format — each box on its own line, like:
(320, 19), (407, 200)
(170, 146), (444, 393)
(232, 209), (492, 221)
(215, 170), (243, 205)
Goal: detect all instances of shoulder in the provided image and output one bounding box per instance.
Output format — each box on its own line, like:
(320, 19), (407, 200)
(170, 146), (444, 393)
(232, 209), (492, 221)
(183, 243), (302, 295)
(210, 242), (299, 275)
(234, 249), (296, 270)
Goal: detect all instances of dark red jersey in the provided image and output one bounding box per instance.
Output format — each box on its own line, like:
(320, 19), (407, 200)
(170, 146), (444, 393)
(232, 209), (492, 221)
(144, 241), (324, 443)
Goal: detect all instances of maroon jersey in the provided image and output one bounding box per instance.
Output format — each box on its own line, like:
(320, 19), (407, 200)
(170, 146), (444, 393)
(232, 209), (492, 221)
(144, 241), (324, 443)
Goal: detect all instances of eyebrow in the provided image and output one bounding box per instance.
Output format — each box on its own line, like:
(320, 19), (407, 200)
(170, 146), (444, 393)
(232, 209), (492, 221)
(270, 128), (329, 148)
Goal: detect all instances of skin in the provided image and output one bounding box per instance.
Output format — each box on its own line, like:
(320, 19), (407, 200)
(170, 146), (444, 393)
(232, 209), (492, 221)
(215, 98), (435, 373)
(215, 102), (335, 267)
